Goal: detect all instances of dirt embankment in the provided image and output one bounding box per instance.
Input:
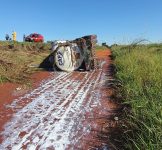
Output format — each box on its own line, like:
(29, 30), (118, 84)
(0, 49), (125, 149)
(0, 41), (51, 84)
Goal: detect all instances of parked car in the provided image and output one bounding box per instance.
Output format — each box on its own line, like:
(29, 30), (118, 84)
(25, 33), (44, 42)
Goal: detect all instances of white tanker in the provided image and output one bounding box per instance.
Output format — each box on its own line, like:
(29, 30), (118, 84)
(49, 35), (97, 72)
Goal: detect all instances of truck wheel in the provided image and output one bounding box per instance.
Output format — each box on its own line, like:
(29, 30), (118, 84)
(79, 61), (86, 71)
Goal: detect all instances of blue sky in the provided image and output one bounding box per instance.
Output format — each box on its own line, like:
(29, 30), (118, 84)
(0, 0), (162, 44)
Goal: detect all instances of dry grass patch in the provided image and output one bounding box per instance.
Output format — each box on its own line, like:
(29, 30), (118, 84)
(0, 41), (50, 84)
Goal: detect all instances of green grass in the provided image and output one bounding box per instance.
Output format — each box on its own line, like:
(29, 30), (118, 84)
(111, 43), (162, 150)
(0, 41), (51, 84)
(95, 44), (108, 50)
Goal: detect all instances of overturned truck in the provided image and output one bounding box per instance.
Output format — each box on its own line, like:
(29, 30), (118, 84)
(49, 35), (97, 72)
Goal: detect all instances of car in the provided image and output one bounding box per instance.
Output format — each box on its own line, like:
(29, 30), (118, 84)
(25, 33), (44, 42)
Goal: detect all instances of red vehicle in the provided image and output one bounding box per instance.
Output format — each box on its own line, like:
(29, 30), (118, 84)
(25, 33), (44, 42)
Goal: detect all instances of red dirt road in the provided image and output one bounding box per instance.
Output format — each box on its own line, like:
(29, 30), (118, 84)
(0, 50), (116, 150)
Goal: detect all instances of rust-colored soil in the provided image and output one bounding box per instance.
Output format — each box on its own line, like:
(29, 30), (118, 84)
(0, 72), (52, 142)
(0, 49), (121, 149)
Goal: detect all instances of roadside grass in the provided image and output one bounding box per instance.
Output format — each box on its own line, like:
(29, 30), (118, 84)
(0, 41), (51, 84)
(95, 45), (108, 50)
(111, 43), (162, 149)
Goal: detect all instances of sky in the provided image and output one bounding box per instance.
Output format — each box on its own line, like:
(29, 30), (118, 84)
(0, 0), (162, 44)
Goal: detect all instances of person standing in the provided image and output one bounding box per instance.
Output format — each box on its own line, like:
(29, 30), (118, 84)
(5, 34), (9, 41)
(12, 31), (17, 41)
(23, 34), (26, 42)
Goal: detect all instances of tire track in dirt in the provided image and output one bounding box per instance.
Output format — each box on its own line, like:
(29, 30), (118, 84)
(0, 66), (105, 150)
(6, 72), (72, 110)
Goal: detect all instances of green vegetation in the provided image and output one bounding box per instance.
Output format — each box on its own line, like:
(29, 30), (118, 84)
(0, 41), (51, 84)
(111, 43), (162, 150)
(95, 44), (108, 50)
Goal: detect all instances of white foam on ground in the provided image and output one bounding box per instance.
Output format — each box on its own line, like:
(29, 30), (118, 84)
(0, 65), (106, 150)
